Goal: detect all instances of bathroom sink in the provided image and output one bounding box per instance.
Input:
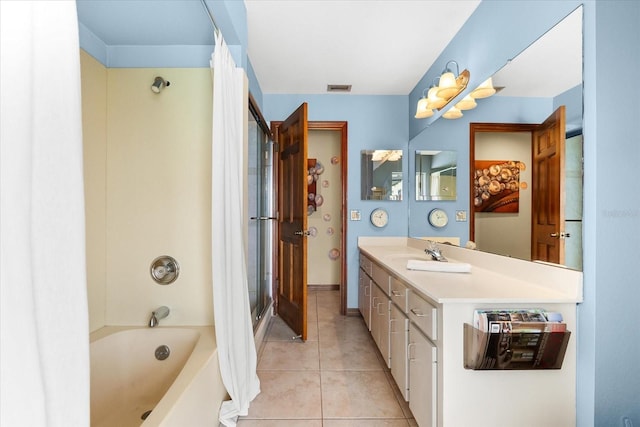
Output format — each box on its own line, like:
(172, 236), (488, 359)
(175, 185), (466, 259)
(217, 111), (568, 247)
(385, 253), (430, 261)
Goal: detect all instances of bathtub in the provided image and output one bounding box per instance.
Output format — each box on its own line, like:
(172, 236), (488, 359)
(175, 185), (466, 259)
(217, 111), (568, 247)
(90, 326), (227, 427)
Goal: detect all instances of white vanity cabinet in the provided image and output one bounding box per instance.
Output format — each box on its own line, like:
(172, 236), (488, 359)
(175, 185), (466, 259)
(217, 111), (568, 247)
(358, 254), (372, 330)
(358, 238), (583, 427)
(390, 301), (409, 401)
(409, 322), (437, 427)
(370, 262), (391, 368)
(371, 282), (390, 367)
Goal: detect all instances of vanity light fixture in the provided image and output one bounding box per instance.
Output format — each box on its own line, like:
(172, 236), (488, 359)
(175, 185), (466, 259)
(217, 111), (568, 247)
(414, 61), (498, 120)
(455, 94), (477, 111)
(151, 76), (170, 94)
(415, 89), (434, 119)
(442, 106), (463, 119)
(470, 77), (496, 98)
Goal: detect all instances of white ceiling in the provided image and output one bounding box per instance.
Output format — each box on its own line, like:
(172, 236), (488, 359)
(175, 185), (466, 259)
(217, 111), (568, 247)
(244, 0), (482, 95)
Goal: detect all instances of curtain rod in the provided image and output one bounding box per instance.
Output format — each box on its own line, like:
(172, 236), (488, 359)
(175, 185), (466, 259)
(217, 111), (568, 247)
(199, 0), (219, 37)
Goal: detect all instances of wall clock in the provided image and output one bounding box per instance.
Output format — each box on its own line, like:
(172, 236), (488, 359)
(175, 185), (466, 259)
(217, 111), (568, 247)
(428, 208), (449, 228)
(370, 208), (389, 228)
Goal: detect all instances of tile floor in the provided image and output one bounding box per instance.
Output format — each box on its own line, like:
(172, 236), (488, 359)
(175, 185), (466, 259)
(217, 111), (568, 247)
(238, 290), (417, 426)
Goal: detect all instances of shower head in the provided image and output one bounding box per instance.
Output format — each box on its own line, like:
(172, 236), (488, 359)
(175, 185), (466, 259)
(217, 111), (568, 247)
(151, 76), (170, 93)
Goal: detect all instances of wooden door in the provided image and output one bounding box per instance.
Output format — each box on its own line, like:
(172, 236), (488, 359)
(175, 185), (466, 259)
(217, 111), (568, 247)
(275, 103), (308, 340)
(532, 106), (566, 264)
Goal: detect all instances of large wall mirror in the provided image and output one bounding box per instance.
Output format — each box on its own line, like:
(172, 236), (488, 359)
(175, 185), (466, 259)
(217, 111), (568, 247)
(361, 150), (403, 201)
(415, 150), (457, 201)
(470, 7), (583, 270)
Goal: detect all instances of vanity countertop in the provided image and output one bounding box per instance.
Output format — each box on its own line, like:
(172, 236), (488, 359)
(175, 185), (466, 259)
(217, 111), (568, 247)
(358, 237), (583, 305)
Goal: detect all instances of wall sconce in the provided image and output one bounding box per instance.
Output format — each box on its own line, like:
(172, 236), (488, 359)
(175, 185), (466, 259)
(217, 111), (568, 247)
(415, 61), (497, 120)
(151, 76), (170, 94)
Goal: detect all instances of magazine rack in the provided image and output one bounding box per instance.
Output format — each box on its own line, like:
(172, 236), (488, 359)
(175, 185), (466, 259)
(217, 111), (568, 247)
(463, 323), (571, 370)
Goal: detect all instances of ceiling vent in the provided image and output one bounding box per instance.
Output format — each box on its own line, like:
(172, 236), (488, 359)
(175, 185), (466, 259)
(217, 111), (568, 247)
(327, 84), (352, 93)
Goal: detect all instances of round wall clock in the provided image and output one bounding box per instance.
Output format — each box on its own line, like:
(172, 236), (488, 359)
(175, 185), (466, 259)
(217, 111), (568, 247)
(428, 208), (449, 228)
(370, 208), (389, 228)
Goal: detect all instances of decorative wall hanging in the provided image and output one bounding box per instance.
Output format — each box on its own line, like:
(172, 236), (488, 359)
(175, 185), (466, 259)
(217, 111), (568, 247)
(473, 160), (524, 213)
(328, 248), (340, 260)
(307, 158), (317, 215)
(331, 156), (339, 165)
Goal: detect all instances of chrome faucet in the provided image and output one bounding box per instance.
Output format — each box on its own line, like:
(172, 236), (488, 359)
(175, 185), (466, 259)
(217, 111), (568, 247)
(149, 306), (170, 328)
(425, 242), (447, 262)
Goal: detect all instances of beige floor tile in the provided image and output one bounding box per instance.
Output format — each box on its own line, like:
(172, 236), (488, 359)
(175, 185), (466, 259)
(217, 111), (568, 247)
(258, 340), (319, 371)
(318, 317), (371, 343)
(243, 371), (322, 419)
(237, 420), (322, 426)
(321, 370), (405, 419)
(266, 316), (318, 342)
(323, 420), (410, 427)
(319, 337), (385, 371)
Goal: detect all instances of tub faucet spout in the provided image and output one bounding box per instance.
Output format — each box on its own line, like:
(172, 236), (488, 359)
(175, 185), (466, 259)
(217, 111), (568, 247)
(149, 306), (170, 328)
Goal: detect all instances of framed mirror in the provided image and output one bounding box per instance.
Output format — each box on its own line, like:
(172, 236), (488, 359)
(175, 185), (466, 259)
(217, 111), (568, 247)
(361, 149), (403, 201)
(415, 150), (457, 201)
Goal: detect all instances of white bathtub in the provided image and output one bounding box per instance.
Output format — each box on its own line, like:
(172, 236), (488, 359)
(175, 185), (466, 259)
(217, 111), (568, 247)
(90, 326), (227, 427)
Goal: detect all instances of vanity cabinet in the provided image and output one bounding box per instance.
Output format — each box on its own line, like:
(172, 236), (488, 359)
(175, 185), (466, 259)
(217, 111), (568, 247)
(409, 322), (438, 427)
(358, 255), (372, 330)
(371, 282), (390, 368)
(359, 238), (582, 427)
(390, 302), (409, 401)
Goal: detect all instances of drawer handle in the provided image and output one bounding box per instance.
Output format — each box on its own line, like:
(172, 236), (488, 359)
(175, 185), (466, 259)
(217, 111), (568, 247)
(391, 290), (402, 297)
(410, 308), (426, 317)
(408, 342), (416, 361)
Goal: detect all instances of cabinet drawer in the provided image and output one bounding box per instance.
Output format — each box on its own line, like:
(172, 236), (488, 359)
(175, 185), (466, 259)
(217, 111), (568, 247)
(359, 254), (372, 276)
(371, 262), (390, 294)
(408, 292), (437, 341)
(389, 277), (409, 313)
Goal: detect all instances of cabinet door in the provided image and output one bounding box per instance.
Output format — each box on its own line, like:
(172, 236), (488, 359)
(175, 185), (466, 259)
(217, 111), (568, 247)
(371, 284), (390, 368)
(390, 303), (409, 401)
(358, 268), (371, 330)
(409, 323), (437, 427)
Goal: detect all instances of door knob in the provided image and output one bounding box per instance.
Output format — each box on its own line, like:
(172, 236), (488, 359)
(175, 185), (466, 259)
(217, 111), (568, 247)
(294, 230), (310, 236)
(550, 231), (571, 239)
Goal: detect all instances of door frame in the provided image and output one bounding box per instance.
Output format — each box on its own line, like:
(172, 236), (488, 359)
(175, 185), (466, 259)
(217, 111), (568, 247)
(272, 120), (348, 316)
(469, 122), (536, 242)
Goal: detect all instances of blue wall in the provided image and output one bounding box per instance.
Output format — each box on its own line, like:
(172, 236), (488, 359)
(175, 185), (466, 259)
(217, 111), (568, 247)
(263, 95), (408, 308)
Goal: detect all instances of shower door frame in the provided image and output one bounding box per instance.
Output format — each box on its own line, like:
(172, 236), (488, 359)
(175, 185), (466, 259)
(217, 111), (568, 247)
(248, 95), (275, 327)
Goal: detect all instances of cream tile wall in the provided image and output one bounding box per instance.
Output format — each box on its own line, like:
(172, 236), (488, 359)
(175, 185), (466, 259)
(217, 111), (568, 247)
(81, 51), (215, 329)
(81, 51), (107, 331)
(106, 67), (213, 326)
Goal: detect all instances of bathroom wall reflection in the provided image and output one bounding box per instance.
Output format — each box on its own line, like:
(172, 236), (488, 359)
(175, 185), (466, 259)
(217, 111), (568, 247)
(415, 150), (457, 201)
(361, 149), (403, 201)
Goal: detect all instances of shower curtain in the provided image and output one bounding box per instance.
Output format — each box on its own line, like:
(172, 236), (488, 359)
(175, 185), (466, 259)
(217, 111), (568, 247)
(211, 34), (261, 427)
(0, 1), (90, 426)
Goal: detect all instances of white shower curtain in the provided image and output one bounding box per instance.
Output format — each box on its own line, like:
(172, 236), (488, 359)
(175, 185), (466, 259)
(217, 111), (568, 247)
(0, 1), (90, 426)
(211, 34), (261, 427)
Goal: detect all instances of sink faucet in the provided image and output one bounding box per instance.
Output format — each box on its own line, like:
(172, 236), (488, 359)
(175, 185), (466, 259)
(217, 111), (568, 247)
(425, 242), (447, 262)
(149, 306), (170, 328)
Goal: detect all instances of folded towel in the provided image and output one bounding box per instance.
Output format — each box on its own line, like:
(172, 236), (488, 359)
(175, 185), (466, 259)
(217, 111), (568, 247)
(406, 259), (472, 273)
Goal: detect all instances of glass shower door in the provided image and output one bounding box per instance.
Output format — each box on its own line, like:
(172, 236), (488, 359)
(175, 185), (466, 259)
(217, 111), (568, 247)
(248, 103), (274, 328)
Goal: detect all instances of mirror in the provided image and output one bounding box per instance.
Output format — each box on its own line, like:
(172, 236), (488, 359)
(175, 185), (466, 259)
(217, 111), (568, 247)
(361, 150), (403, 201)
(470, 7), (583, 270)
(415, 150), (457, 201)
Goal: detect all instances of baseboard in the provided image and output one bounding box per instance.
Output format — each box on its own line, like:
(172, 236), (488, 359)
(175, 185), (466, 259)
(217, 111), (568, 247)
(346, 308), (362, 317)
(308, 284), (339, 291)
